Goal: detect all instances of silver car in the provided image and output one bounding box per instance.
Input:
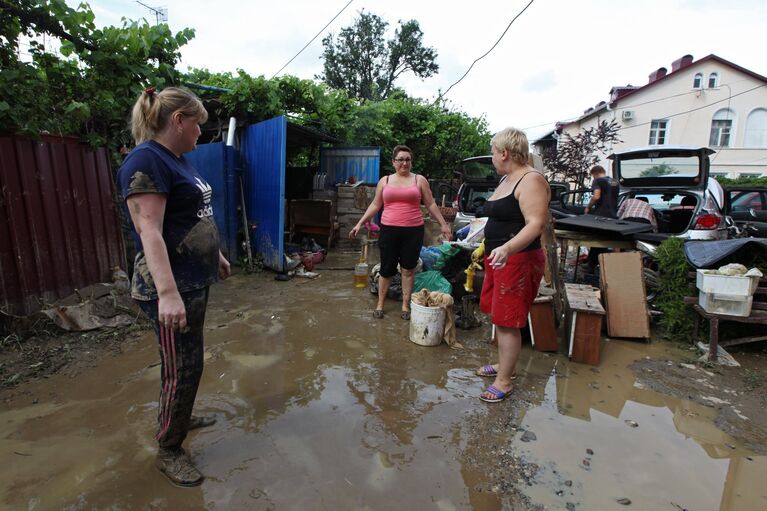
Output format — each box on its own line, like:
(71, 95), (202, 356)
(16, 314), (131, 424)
(452, 156), (498, 235)
(557, 146), (728, 242)
(452, 156), (570, 236)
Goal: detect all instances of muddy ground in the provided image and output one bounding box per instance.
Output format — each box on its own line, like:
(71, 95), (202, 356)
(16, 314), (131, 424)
(1, 251), (766, 510)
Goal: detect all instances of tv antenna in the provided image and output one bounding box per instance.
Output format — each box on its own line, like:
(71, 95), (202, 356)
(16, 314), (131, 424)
(135, 1), (168, 24)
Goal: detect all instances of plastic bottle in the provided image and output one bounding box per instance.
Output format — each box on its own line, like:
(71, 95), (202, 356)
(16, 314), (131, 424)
(353, 242), (369, 288)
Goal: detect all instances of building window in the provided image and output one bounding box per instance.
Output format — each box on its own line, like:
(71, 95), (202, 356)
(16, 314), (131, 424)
(693, 73), (703, 88)
(648, 119), (669, 145)
(710, 109), (735, 147)
(745, 108), (767, 147)
(708, 72), (719, 88)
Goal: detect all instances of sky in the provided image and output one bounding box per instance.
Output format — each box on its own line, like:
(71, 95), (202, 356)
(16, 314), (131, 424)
(82, 0), (766, 142)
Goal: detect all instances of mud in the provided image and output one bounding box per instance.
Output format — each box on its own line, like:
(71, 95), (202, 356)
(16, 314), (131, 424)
(1, 251), (766, 510)
(176, 216), (219, 262)
(127, 171), (158, 195)
(131, 255), (155, 291)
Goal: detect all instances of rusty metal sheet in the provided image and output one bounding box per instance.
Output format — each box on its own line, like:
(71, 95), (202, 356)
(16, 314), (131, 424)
(0, 136), (125, 315)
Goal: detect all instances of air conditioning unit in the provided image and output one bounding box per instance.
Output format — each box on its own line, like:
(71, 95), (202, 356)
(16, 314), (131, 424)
(622, 110), (634, 121)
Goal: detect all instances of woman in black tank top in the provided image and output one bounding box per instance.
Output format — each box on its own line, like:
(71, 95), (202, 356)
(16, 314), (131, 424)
(481, 173), (542, 254)
(474, 128), (550, 404)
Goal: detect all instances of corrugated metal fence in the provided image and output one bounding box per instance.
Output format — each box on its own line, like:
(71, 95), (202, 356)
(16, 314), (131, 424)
(320, 147), (380, 186)
(0, 136), (125, 315)
(185, 142), (239, 259)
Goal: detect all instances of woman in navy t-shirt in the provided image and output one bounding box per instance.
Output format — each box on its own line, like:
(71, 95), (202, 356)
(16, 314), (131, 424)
(117, 86), (230, 487)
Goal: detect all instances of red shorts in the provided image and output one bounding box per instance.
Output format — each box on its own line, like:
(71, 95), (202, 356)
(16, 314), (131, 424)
(480, 249), (545, 328)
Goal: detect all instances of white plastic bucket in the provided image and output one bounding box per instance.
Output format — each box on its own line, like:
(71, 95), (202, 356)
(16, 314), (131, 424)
(409, 301), (446, 347)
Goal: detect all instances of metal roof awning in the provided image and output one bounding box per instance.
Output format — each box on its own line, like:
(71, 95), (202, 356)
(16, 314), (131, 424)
(286, 122), (340, 149)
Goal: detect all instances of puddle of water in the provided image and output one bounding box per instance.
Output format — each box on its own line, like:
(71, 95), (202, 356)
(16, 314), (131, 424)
(223, 352), (281, 369)
(514, 340), (766, 510)
(1, 263), (765, 510)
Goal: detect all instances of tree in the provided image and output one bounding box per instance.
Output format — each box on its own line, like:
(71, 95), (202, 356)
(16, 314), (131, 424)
(319, 11), (438, 101)
(186, 69), (490, 177)
(0, 0), (194, 152)
(542, 120), (622, 188)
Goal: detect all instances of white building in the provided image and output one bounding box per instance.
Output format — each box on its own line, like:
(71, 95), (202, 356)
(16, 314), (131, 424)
(535, 54), (767, 179)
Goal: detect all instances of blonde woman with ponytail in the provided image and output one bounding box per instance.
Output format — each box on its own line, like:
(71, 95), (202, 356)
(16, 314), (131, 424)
(117, 86), (230, 487)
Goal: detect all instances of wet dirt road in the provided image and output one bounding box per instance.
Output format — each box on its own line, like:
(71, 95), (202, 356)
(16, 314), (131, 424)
(2, 254), (766, 510)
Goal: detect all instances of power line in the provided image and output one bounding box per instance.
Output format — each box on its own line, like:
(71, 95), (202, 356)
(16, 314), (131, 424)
(439, 0), (536, 99)
(617, 77), (754, 111)
(522, 116), (579, 132)
(620, 84), (765, 131)
(271, 0), (355, 79)
(523, 79), (761, 134)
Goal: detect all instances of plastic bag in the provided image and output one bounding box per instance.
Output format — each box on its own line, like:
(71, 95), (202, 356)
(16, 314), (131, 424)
(420, 246), (442, 271)
(414, 270), (452, 294)
(433, 244), (460, 270)
(456, 224), (471, 241)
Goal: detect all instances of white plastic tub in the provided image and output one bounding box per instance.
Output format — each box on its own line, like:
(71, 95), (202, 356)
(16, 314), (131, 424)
(696, 270), (759, 297)
(699, 290), (753, 317)
(409, 301), (446, 346)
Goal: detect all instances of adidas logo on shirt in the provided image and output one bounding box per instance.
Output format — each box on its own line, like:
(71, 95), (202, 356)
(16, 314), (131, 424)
(195, 177), (214, 218)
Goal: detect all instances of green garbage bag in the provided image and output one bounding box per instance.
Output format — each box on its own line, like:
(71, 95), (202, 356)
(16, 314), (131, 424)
(414, 270), (452, 294)
(433, 244), (460, 270)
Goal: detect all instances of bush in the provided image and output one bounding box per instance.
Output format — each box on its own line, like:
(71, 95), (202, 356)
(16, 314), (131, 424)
(653, 237), (696, 343)
(715, 176), (767, 188)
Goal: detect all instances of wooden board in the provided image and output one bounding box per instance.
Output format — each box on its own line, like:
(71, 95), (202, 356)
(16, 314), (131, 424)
(564, 283), (604, 314)
(564, 283), (604, 366)
(569, 311), (603, 365)
(599, 252), (650, 339)
(528, 297), (559, 352)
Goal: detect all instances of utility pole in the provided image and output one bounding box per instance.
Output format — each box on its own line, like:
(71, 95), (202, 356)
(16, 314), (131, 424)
(135, 1), (168, 25)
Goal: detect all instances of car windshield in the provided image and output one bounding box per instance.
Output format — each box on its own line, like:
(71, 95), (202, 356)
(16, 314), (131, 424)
(618, 155), (701, 179)
(460, 184), (497, 213)
(461, 159), (496, 179)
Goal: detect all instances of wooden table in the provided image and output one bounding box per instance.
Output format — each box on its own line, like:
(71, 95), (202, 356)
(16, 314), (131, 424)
(555, 229), (636, 281)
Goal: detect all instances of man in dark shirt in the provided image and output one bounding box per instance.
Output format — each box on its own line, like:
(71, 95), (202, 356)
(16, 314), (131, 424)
(584, 165), (619, 218)
(584, 165), (619, 273)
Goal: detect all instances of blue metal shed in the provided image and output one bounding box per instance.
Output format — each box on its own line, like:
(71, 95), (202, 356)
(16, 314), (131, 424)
(185, 142), (239, 259)
(320, 147), (380, 186)
(241, 116), (287, 271)
(238, 116), (344, 272)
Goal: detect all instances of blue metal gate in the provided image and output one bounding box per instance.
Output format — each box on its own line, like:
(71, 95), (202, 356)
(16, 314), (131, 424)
(320, 146), (380, 186)
(185, 142), (239, 260)
(241, 116), (287, 271)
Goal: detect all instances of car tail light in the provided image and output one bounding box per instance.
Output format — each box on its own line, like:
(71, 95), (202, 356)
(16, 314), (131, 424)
(693, 213), (722, 230)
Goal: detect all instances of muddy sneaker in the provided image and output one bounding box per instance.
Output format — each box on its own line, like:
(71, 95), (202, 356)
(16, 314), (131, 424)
(155, 448), (204, 487)
(188, 415), (216, 430)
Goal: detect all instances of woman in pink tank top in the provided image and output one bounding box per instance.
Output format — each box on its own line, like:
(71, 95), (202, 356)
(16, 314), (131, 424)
(350, 145), (452, 320)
